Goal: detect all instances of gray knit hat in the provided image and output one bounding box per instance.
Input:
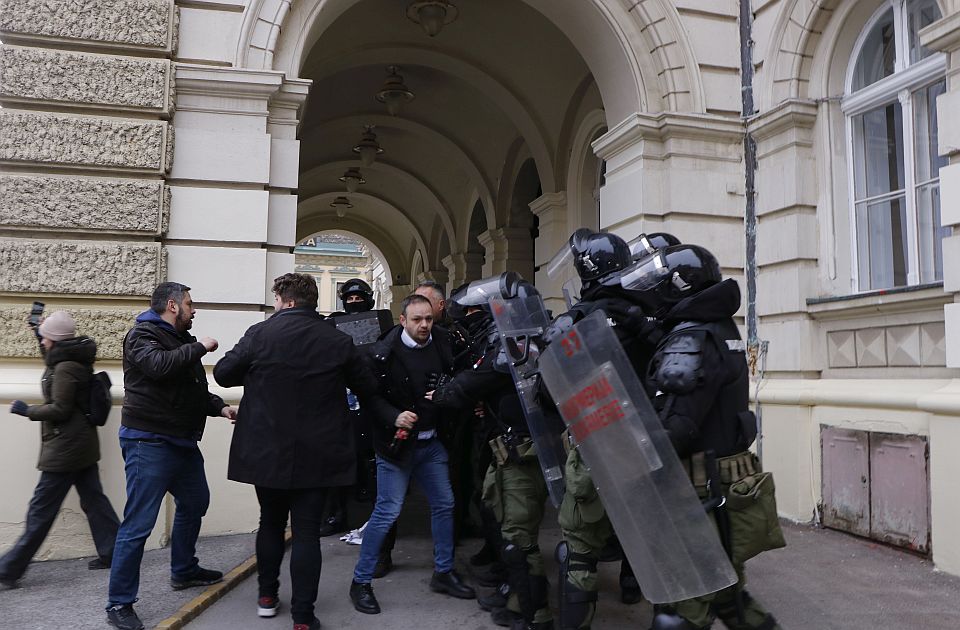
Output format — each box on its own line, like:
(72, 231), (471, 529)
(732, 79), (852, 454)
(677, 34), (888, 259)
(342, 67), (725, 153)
(38, 311), (76, 341)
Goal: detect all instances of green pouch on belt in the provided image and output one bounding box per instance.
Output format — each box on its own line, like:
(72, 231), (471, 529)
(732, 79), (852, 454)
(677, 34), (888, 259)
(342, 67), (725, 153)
(725, 471), (786, 565)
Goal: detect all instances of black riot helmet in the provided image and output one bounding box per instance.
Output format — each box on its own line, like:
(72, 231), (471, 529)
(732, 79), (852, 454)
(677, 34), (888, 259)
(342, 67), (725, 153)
(339, 278), (375, 313)
(620, 244), (721, 309)
(574, 232), (632, 288)
(627, 232), (681, 261)
(447, 271), (539, 320)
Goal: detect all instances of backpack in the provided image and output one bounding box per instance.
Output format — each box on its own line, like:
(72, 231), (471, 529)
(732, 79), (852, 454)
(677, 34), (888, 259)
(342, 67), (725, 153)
(86, 371), (113, 427)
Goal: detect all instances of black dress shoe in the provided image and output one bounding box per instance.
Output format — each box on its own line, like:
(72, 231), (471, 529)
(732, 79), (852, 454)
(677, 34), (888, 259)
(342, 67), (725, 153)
(88, 556), (112, 570)
(106, 604), (144, 630)
(430, 570), (476, 599)
(350, 580), (381, 614)
(317, 516), (347, 537)
(372, 552), (393, 578)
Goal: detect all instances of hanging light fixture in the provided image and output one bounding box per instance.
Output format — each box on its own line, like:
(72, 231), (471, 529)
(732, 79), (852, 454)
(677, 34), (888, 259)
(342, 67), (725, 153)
(339, 167), (366, 193)
(376, 66), (415, 116)
(330, 196), (353, 218)
(406, 0), (459, 37)
(352, 125), (384, 168)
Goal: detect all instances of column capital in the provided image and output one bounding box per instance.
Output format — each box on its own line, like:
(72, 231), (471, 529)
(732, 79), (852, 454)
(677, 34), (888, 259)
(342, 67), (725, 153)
(920, 10), (960, 53)
(529, 191), (567, 219)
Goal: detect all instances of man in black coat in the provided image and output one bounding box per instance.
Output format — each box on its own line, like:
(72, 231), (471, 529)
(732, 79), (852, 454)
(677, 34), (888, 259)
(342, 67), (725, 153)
(214, 273), (382, 630)
(348, 293), (476, 616)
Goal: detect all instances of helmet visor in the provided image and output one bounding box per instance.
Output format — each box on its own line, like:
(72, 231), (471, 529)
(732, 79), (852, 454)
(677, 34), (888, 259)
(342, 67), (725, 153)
(619, 251), (669, 291)
(626, 234), (656, 261)
(545, 242), (575, 280)
(456, 273), (517, 306)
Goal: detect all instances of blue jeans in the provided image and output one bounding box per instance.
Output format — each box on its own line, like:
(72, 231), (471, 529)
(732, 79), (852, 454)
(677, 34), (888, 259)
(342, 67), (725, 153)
(107, 438), (210, 607)
(353, 439), (455, 583)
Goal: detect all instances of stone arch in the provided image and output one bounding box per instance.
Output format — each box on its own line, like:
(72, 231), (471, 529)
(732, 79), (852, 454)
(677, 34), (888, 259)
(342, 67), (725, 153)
(313, 113), (496, 222)
(299, 159), (456, 248)
(759, 0), (950, 109)
(303, 227), (394, 298)
(300, 45), (557, 193)
(237, 0), (706, 120)
(495, 138), (534, 228)
(410, 249), (425, 285)
(566, 109), (607, 234)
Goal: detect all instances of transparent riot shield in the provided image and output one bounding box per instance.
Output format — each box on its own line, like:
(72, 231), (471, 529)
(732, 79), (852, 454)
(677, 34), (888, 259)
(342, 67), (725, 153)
(489, 295), (567, 507)
(539, 311), (737, 604)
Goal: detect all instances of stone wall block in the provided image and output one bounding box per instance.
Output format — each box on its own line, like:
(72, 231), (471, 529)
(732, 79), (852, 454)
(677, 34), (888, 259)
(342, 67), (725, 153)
(0, 111), (168, 173)
(0, 238), (164, 296)
(0, 174), (167, 234)
(0, 46), (171, 112)
(0, 0), (175, 52)
(0, 305), (141, 360)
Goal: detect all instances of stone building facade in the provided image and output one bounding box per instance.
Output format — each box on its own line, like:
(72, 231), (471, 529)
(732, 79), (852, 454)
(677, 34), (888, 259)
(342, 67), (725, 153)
(1, 0), (959, 576)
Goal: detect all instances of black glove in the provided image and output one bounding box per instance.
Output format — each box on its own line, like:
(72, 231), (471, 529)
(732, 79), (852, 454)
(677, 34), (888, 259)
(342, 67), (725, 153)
(604, 302), (659, 340)
(426, 371), (452, 392)
(10, 400), (29, 417)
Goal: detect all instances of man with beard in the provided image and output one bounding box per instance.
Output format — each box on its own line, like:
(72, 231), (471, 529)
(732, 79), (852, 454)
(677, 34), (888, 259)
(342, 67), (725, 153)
(105, 282), (237, 630)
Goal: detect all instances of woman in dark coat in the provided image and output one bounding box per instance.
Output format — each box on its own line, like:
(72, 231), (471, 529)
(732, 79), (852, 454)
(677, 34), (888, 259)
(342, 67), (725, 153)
(1, 311), (120, 588)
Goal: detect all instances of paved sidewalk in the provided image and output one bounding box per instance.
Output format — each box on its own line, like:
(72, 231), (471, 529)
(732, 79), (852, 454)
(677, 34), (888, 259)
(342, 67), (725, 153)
(4, 495), (960, 629)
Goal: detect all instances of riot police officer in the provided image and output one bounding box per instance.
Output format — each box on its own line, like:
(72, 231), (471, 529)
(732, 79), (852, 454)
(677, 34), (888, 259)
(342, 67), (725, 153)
(543, 230), (667, 630)
(627, 244), (782, 630)
(430, 274), (557, 630)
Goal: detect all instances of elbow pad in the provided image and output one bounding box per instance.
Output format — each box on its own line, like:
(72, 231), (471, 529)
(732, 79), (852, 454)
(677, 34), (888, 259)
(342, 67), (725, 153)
(654, 333), (704, 394)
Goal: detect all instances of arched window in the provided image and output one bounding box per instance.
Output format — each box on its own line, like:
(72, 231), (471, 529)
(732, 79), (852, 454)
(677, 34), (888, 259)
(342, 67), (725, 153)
(844, 0), (946, 291)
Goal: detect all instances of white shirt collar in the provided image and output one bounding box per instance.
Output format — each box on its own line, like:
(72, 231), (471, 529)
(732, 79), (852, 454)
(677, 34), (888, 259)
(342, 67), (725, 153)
(400, 328), (432, 349)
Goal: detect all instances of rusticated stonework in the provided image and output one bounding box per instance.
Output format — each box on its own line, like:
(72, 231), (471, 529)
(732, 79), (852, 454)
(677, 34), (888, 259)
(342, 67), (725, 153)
(0, 111), (167, 172)
(0, 47), (171, 112)
(0, 239), (165, 296)
(0, 175), (168, 234)
(0, 306), (141, 360)
(0, 0), (174, 51)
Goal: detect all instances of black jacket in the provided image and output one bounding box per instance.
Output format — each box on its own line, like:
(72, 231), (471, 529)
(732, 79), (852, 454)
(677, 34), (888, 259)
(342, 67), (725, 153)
(214, 307), (382, 489)
(366, 325), (455, 464)
(646, 279), (753, 458)
(27, 336), (100, 472)
(121, 312), (226, 440)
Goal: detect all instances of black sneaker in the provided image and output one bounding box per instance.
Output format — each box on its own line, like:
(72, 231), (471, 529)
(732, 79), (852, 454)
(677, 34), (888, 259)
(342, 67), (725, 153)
(372, 552), (393, 578)
(88, 556), (111, 570)
(430, 570), (476, 599)
(106, 604), (144, 630)
(293, 616), (321, 630)
(349, 580), (381, 614)
(171, 566), (223, 590)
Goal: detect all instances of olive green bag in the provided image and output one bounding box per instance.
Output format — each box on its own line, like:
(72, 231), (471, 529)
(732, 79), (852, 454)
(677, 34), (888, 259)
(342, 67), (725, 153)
(725, 471), (786, 565)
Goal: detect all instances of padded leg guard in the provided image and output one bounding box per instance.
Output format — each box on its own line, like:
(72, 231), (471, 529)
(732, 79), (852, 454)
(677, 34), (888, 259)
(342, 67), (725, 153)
(555, 541), (598, 630)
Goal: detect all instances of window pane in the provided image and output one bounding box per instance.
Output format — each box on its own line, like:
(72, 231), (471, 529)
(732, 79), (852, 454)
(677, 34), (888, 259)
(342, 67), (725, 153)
(914, 79), (947, 182)
(853, 101), (905, 200)
(853, 8), (896, 91)
(857, 196), (909, 290)
(908, 0), (942, 64)
(917, 183), (947, 283)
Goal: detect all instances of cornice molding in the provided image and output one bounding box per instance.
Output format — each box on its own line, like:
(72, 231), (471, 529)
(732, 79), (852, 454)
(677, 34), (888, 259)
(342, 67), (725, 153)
(592, 111), (744, 161)
(747, 99), (819, 142)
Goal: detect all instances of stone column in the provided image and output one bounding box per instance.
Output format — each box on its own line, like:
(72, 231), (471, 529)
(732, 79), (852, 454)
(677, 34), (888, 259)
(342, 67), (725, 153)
(923, 12), (960, 368)
(922, 7), (960, 578)
(390, 283), (414, 319)
(442, 252), (485, 289)
(168, 66), (307, 365)
(478, 227), (535, 280)
(530, 192), (568, 313)
(0, 0), (178, 559)
(747, 100), (821, 377)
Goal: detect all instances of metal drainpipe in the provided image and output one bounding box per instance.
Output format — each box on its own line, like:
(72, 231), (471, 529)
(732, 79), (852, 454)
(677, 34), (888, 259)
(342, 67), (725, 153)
(740, 0), (766, 460)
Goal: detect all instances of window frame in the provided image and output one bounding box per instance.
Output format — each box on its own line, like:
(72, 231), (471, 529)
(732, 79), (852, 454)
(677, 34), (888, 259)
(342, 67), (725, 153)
(842, 0), (945, 292)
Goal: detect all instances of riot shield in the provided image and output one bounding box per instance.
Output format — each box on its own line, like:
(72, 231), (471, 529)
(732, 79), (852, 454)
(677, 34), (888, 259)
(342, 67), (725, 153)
(489, 295), (567, 507)
(539, 310), (737, 604)
(329, 310), (394, 345)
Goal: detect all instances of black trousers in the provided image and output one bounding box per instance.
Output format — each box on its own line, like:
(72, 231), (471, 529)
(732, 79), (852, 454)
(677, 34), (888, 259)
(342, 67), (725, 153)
(0, 463), (119, 581)
(255, 486), (329, 624)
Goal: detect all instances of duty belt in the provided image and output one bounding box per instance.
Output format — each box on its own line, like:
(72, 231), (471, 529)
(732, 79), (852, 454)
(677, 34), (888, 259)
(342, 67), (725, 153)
(682, 451), (759, 489)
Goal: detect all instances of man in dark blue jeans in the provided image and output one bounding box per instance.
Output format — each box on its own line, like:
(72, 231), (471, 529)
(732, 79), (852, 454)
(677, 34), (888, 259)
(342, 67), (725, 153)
(105, 283), (237, 630)
(349, 294), (475, 615)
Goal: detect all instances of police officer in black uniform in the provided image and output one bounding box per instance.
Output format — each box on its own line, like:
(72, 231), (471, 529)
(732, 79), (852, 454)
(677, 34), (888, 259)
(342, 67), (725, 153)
(319, 279), (379, 537)
(632, 244), (782, 630)
(430, 274), (557, 630)
(543, 230), (668, 630)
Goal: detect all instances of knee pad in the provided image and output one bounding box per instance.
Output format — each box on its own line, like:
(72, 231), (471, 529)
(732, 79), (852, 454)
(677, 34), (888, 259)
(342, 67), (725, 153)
(556, 542), (598, 630)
